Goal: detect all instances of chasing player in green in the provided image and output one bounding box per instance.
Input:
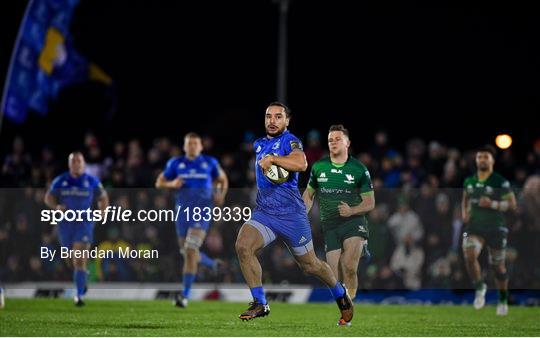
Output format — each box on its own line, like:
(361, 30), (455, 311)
(461, 145), (517, 316)
(303, 124), (375, 300)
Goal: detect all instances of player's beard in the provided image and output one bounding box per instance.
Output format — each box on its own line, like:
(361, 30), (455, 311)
(266, 125), (285, 137)
(477, 163), (490, 172)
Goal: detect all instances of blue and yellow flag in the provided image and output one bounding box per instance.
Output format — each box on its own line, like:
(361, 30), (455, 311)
(1, 0), (112, 124)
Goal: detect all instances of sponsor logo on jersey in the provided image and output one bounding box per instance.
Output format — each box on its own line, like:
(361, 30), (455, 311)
(179, 172), (209, 179)
(320, 187), (352, 194)
(317, 172), (328, 182)
(290, 140), (302, 150)
(365, 170), (371, 179)
(60, 189), (90, 197)
(331, 168), (342, 174)
(299, 236), (307, 244)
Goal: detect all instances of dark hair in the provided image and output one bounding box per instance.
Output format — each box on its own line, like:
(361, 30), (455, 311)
(329, 124), (350, 138)
(267, 101), (291, 117)
(184, 132), (201, 140)
(477, 144), (496, 157)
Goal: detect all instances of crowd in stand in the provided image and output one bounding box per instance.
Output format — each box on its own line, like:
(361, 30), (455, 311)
(1, 130), (539, 293)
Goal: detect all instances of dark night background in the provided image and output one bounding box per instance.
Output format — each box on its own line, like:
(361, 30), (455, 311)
(1, 0), (540, 297)
(0, 0), (538, 157)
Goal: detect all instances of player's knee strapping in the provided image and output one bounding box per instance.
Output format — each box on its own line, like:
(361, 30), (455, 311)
(185, 234), (204, 251)
(462, 236), (482, 254)
(488, 249), (506, 265)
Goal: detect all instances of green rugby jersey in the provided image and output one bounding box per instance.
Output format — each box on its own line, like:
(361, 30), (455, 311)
(308, 156), (373, 231)
(463, 171), (512, 231)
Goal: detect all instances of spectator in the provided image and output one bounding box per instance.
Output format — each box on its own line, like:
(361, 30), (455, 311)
(304, 129), (325, 164)
(2, 136), (32, 187)
(388, 199), (424, 244)
(390, 234), (425, 290)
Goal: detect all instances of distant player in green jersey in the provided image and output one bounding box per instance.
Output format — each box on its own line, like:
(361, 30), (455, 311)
(303, 124), (375, 299)
(461, 145), (517, 316)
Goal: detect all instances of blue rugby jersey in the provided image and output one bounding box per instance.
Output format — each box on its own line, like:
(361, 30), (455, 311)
(49, 172), (103, 225)
(162, 154), (220, 207)
(254, 130), (306, 215)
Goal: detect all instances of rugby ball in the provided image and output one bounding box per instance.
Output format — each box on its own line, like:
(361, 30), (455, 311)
(264, 154), (289, 184)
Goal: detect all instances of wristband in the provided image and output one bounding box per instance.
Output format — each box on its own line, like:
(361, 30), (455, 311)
(498, 200), (509, 211)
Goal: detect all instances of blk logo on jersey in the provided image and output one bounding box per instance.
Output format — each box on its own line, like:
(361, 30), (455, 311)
(344, 174), (355, 184)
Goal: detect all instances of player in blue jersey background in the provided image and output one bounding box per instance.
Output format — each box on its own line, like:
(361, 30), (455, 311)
(235, 102), (354, 325)
(44, 152), (109, 306)
(155, 132), (229, 308)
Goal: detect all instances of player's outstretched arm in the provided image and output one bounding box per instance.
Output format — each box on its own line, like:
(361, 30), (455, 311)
(503, 192), (518, 212)
(213, 168), (229, 206)
(155, 172), (183, 189)
(478, 192), (517, 212)
(302, 186), (315, 213)
(44, 191), (63, 210)
(338, 191), (375, 217)
(461, 190), (470, 222)
(97, 188), (109, 214)
(266, 150), (308, 172)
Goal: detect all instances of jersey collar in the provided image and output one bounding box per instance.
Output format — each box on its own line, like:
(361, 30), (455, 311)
(68, 172), (84, 181)
(183, 154), (202, 162)
(330, 154), (350, 168)
(475, 171), (493, 183)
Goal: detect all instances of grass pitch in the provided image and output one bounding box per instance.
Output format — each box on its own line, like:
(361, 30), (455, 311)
(0, 299), (539, 336)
